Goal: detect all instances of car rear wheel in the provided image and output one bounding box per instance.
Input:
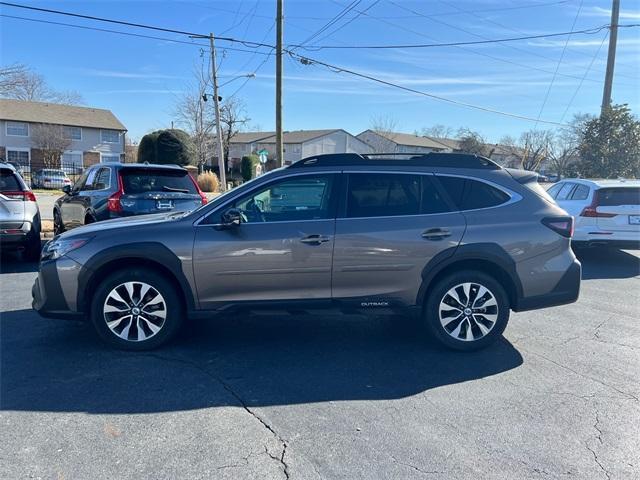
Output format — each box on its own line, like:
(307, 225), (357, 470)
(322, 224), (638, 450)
(424, 270), (509, 351)
(53, 210), (64, 235)
(90, 268), (183, 350)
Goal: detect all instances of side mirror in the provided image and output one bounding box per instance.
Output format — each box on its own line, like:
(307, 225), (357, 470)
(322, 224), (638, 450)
(218, 208), (243, 229)
(62, 185), (72, 194)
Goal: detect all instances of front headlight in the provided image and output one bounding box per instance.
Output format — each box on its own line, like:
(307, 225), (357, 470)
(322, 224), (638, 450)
(42, 237), (92, 261)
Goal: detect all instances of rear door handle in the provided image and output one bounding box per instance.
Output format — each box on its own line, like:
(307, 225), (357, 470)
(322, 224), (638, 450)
(300, 234), (331, 245)
(421, 228), (451, 240)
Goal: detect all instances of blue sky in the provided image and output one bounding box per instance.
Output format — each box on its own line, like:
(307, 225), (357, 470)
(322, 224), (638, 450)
(1, 0), (639, 142)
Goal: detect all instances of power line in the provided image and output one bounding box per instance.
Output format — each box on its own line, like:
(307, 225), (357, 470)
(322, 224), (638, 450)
(0, 14), (274, 56)
(535, 0), (584, 126)
(0, 1), (274, 49)
(312, 0), (381, 45)
(293, 0), (362, 50)
(287, 51), (567, 126)
(290, 24), (611, 50)
(560, 32), (609, 122)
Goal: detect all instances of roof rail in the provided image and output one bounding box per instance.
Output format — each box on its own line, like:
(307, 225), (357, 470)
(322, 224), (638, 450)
(288, 152), (501, 169)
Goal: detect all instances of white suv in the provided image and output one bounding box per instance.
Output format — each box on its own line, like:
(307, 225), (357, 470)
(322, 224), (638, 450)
(548, 179), (640, 248)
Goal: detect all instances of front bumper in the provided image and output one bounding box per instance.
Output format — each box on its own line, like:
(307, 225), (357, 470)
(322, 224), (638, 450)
(32, 259), (84, 320)
(514, 259), (581, 311)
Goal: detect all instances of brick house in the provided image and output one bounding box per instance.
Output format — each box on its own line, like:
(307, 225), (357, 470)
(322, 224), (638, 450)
(0, 98), (127, 175)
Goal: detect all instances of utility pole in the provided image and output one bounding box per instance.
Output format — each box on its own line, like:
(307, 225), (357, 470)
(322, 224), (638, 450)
(601, 0), (620, 115)
(275, 0), (284, 167)
(209, 33), (227, 191)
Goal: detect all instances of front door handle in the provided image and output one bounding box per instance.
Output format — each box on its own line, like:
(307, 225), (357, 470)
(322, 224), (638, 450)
(422, 228), (451, 240)
(300, 234), (331, 245)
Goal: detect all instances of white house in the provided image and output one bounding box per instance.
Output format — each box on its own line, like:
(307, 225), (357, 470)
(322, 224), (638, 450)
(0, 98), (127, 174)
(229, 129), (373, 165)
(357, 130), (455, 154)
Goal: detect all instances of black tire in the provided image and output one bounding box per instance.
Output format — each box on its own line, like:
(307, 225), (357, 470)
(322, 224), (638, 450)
(424, 270), (510, 351)
(53, 209), (64, 235)
(90, 268), (184, 350)
(23, 227), (41, 262)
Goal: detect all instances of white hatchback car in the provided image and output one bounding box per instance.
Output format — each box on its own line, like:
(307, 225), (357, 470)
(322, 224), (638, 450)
(548, 179), (640, 248)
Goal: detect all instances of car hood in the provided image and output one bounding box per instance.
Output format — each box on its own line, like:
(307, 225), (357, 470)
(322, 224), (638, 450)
(59, 212), (184, 238)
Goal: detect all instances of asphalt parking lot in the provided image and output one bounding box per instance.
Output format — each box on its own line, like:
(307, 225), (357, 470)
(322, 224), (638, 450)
(1, 248), (639, 479)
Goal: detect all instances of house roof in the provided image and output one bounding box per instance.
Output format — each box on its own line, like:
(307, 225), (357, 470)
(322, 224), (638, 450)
(358, 130), (450, 150)
(258, 129), (341, 144)
(230, 131), (276, 143)
(0, 98), (127, 131)
(429, 137), (461, 150)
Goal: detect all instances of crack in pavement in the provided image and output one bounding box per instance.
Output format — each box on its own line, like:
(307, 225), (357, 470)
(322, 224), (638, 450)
(520, 348), (639, 402)
(140, 353), (290, 480)
(584, 409), (611, 480)
(390, 455), (442, 476)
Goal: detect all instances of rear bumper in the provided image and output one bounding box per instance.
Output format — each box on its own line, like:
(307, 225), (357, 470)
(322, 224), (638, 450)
(573, 239), (640, 249)
(514, 259), (581, 311)
(32, 260), (83, 320)
(0, 221), (35, 248)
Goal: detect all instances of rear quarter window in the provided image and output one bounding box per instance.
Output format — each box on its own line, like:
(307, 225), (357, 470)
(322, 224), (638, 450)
(598, 187), (640, 206)
(435, 176), (509, 210)
(121, 169), (197, 194)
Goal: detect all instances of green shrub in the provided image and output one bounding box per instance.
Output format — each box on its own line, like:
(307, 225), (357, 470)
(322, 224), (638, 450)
(137, 129), (195, 166)
(241, 154), (260, 181)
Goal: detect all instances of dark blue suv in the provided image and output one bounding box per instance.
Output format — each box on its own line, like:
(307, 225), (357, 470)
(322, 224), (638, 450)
(53, 163), (207, 234)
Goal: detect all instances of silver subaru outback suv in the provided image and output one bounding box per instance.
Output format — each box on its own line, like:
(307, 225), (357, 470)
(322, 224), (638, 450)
(33, 153), (581, 351)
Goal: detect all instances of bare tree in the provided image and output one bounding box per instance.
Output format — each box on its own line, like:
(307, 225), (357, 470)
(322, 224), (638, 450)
(501, 130), (553, 171)
(31, 124), (71, 169)
(0, 64), (83, 105)
(219, 97), (250, 166)
(419, 124), (454, 139)
(124, 137), (138, 163)
(174, 64), (213, 166)
(367, 114), (399, 153)
(456, 128), (493, 156)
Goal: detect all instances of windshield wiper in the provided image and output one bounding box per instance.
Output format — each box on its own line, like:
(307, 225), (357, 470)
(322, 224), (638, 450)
(162, 186), (190, 193)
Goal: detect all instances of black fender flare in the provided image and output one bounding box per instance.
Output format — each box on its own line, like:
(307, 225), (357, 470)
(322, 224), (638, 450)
(416, 243), (524, 307)
(76, 242), (196, 313)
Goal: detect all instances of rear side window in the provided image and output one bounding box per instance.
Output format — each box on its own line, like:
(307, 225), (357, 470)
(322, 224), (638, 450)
(435, 176), (509, 210)
(346, 173), (420, 217)
(0, 169), (22, 191)
(570, 184), (590, 200)
(598, 187), (640, 206)
(556, 183), (575, 201)
(121, 169), (197, 194)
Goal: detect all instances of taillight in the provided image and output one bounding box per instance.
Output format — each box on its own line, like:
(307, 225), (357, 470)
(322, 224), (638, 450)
(107, 174), (124, 213)
(542, 216), (574, 238)
(580, 191), (616, 218)
(1, 191), (37, 202)
(188, 173), (208, 205)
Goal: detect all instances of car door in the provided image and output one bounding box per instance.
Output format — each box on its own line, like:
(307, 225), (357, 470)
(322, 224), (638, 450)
(88, 166), (114, 222)
(60, 168), (94, 229)
(561, 183), (591, 217)
(331, 172), (466, 306)
(192, 172), (339, 308)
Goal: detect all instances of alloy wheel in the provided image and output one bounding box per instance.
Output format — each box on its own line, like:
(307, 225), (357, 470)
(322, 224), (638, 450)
(103, 281), (167, 342)
(438, 282), (498, 342)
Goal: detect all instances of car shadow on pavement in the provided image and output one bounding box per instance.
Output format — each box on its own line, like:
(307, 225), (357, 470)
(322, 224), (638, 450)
(1, 310), (522, 414)
(0, 253), (39, 274)
(575, 247), (640, 280)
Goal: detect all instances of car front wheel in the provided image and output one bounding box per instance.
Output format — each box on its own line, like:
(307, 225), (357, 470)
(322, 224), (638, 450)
(90, 268), (183, 350)
(425, 270), (510, 351)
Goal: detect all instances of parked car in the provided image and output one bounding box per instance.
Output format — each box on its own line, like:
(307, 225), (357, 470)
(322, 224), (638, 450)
(7, 162), (25, 178)
(547, 178), (640, 249)
(33, 152), (581, 351)
(32, 169), (72, 190)
(1, 162), (41, 260)
(53, 163), (207, 234)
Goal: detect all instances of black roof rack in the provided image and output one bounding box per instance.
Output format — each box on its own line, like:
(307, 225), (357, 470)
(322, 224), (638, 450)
(288, 152), (501, 170)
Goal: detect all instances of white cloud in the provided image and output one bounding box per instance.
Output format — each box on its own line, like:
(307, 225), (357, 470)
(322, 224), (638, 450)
(91, 89), (185, 95)
(583, 6), (640, 20)
(528, 38), (640, 48)
(76, 68), (186, 80)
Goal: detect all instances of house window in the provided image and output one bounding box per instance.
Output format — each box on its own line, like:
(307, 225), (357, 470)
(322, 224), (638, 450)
(6, 149), (31, 173)
(63, 126), (82, 140)
(101, 130), (120, 143)
(61, 151), (83, 175)
(100, 153), (121, 163)
(6, 121), (29, 137)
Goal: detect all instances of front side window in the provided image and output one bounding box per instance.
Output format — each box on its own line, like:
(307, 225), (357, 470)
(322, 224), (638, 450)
(93, 167), (111, 190)
(63, 126), (82, 140)
(546, 183), (563, 199)
(556, 183), (576, 201)
(232, 174), (335, 223)
(6, 121), (29, 136)
(101, 130), (120, 143)
(570, 184), (590, 200)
